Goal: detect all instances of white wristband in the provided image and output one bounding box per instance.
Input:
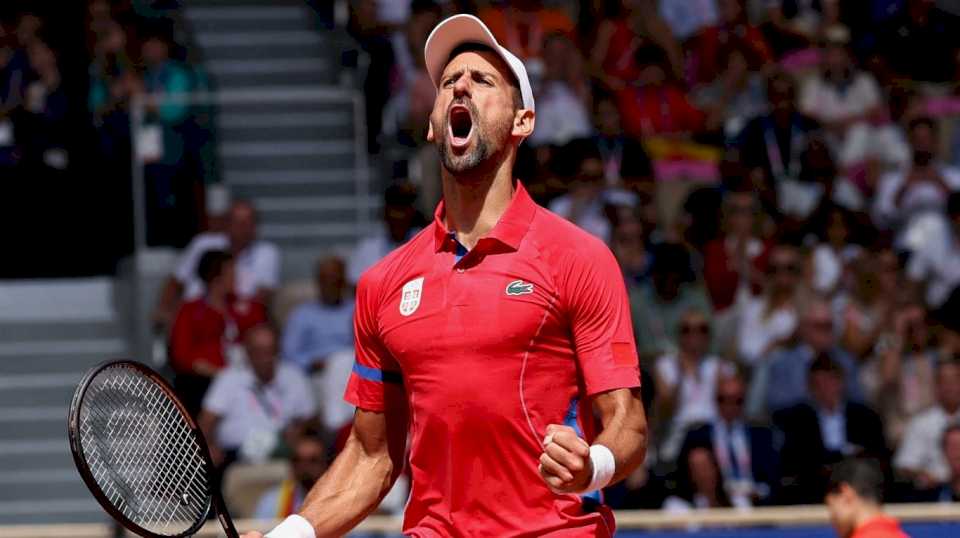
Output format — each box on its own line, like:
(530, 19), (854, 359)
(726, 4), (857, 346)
(265, 515), (316, 538)
(585, 444), (616, 493)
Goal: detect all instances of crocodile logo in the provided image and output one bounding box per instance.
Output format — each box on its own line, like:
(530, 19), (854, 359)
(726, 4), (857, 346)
(505, 279), (534, 296)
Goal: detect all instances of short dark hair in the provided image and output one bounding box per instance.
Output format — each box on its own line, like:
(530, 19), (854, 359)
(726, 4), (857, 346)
(827, 458), (885, 504)
(446, 42), (523, 111)
(908, 116), (937, 134)
(196, 250), (232, 284)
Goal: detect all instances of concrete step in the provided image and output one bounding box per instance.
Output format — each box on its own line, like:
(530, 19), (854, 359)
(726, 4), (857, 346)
(0, 320), (123, 342)
(200, 42), (326, 62)
(0, 351), (123, 375)
(221, 150), (356, 172)
(212, 68), (331, 88)
(196, 30), (322, 48)
(0, 373), (80, 408)
(218, 123), (354, 144)
(0, 469), (90, 503)
(0, 498), (105, 525)
(218, 110), (352, 130)
(0, 408), (65, 441)
(231, 177), (360, 199)
(187, 13), (311, 34)
(217, 94), (356, 115)
(0, 438), (72, 472)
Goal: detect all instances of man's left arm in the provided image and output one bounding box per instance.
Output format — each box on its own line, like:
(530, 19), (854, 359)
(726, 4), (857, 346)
(538, 388), (647, 493)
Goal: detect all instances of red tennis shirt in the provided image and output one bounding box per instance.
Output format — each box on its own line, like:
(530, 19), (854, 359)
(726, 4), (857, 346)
(345, 181), (641, 537)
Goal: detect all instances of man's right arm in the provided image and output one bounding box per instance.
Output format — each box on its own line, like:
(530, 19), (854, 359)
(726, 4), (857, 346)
(243, 405), (407, 538)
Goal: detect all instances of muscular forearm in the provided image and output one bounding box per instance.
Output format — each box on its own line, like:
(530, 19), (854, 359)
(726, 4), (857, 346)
(592, 389), (648, 485)
(297, 424), (402, 537)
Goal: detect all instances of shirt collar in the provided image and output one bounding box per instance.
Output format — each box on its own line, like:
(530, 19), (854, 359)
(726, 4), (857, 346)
(432, 181), (537, 253)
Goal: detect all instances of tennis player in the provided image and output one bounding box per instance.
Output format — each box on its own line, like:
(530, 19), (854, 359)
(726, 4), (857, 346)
(247, 14), (647, 538)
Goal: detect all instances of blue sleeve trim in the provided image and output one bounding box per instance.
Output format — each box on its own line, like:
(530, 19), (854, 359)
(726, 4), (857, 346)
(352, 362), (403, 385)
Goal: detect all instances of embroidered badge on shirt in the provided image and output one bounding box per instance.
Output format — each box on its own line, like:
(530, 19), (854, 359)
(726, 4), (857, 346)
(400, 277), (424, 316)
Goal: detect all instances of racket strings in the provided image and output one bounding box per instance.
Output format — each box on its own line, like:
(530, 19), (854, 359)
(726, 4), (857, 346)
(78, 365), (211, 535)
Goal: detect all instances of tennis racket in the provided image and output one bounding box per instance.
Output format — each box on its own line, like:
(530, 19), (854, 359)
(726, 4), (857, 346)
(67, 359), (240, 538)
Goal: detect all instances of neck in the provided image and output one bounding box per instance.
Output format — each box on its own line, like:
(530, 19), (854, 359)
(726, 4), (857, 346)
(852, 504), (884, 532)
(207, 290), (228, 310)
(440, 154), (516, 250)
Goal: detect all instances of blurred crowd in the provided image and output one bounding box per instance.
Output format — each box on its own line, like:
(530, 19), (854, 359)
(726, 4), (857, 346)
(147, 0), (960, 518)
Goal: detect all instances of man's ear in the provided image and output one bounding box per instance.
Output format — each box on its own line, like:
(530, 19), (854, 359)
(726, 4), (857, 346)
(512, 109), (535, 139)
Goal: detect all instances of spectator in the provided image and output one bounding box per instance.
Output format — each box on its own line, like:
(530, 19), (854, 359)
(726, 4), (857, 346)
(199, 324), (317, 467)
(774, 354), (887, 504)
(589, 0), (683, 90)
(658, 0), (718, 42)
(590, 91), (653, 187)
(703, 189), (766, 312)
(692, 43), (768, 144)
(170, 250), (268, 417)
(616, 44), (705, 139)
(282, 256), (354, 373)
(738, 70), (821, 217)
(610, 214), (650, 287)
(348, 183), (420, 285)
(799, 27), (885, 183)
(662, 446), (733, 511)
(865, 303), (937, 446)
(905, 191), (960, 309)
(839, 247), (898, 359)
(763, 0), (840, 56)
(548, 142), (628, 242)
(527, 33), (592, 148)
(477, 0), (574, 70)
(631, 242), (712, 360)
(253, 428), (327, 520)
(873, 117), (960, 234)
(689, 0), (773, 86)
(874, 0), (960, 83)
(736, 243), (802, 366)
(894, 358), (960, 490)
(824, 458), (908, 538)
(811, 204), (861, 298)
(925, 424), (960, 502)
(654, 309), (727, 462)
(764, 297), (863, 414)
(679, 368), (780, 507)
(154, 200), (280, 327)
(20, 37), (68, 172)
(139, 26), (196, 247)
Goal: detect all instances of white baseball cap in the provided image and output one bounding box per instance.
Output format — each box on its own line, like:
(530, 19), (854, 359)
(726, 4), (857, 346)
(423, 14), (535, 112)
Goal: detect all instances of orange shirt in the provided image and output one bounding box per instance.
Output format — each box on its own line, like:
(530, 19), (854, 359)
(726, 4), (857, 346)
(850, 515), (909, 538)
(477, 7), (574, 60)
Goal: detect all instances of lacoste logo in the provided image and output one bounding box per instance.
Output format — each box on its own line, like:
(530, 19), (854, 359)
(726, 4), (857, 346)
(505, 279), (534, 296)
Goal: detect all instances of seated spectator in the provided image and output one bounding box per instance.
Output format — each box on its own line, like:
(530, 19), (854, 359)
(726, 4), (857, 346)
(662, 447), (733, 511)
(894, 358), (960, 491)
(631, 243), (712, 361)
(873, 117), (960, 235)
(477, 0), (574, 70)
(864, 303), (937, 447)
(616, 45), (705, 139)
(763, 0), (839, 56)
(736, 243), (802, 366)
(549, 142), (633, 242)
(925, 425), (960, 502)
(589, 0), (683, 91)
(590, 91), (653, 186)
(527, 33), (592, 148)
(679, 368), (780, 507)
(824, 458), (909, 538)
(170, 250), (268, 417)
(773, 355), (887, 504)
(654, 309), (727, 462)
(20, 37), (68, 172)
(874, 0), (960, 83)
(253, 428), (327, 520)
(738, 70), (821, 217)
(764, 297), (863, 414)
(692, 43), (768, 144)
(689, 0), (773, 86)
(905, 192), (960, 310)
(841, 247), (900, 360)
(348, 183), (420, 285)
(703, 189), (766, 312)
(610, 214), (650, 287)
(282, 256), (354, 373)
(154, 200), (280, 327)
(810, 204), (861, 298)
(199, 324), (317, 467)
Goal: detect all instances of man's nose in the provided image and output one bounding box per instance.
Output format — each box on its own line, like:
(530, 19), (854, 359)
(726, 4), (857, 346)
(453, 76), (470, 98)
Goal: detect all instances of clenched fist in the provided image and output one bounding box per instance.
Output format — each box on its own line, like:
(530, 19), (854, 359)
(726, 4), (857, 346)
(538, 424), (592, 493)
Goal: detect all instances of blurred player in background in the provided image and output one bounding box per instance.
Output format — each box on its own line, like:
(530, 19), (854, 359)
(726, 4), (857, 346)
(825, 459), (908, 538)
(246, 13), (647, 538)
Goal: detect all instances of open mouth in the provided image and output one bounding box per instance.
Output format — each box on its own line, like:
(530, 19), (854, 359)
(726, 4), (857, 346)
(448, 105), (473, 148)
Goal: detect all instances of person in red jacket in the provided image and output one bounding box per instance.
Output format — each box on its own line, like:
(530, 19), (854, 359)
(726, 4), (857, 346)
(170, 249), (267, 417)
(825, 459), (908, 538)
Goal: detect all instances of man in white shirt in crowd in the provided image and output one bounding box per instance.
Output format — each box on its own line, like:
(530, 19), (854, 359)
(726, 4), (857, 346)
(199, 324), (317, 467)
(282, 256), (354, 373)
(347, 183), (420, 285)
(906, 192), (960, 310)
(154, 200), (280, 326)
(873, 117), (960, 234)
(895, 358), (960, 491)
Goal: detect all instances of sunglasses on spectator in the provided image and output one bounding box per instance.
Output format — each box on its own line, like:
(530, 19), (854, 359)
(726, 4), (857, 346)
(679, 323), (710, 335)
(717, 395), (744, 405)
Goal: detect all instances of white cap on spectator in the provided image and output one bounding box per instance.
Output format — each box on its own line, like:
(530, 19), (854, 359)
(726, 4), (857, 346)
(423, 14), (535, 112)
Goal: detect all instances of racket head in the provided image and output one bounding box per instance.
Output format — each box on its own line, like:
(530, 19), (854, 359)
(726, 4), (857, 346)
(68, 360), (215, 538)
